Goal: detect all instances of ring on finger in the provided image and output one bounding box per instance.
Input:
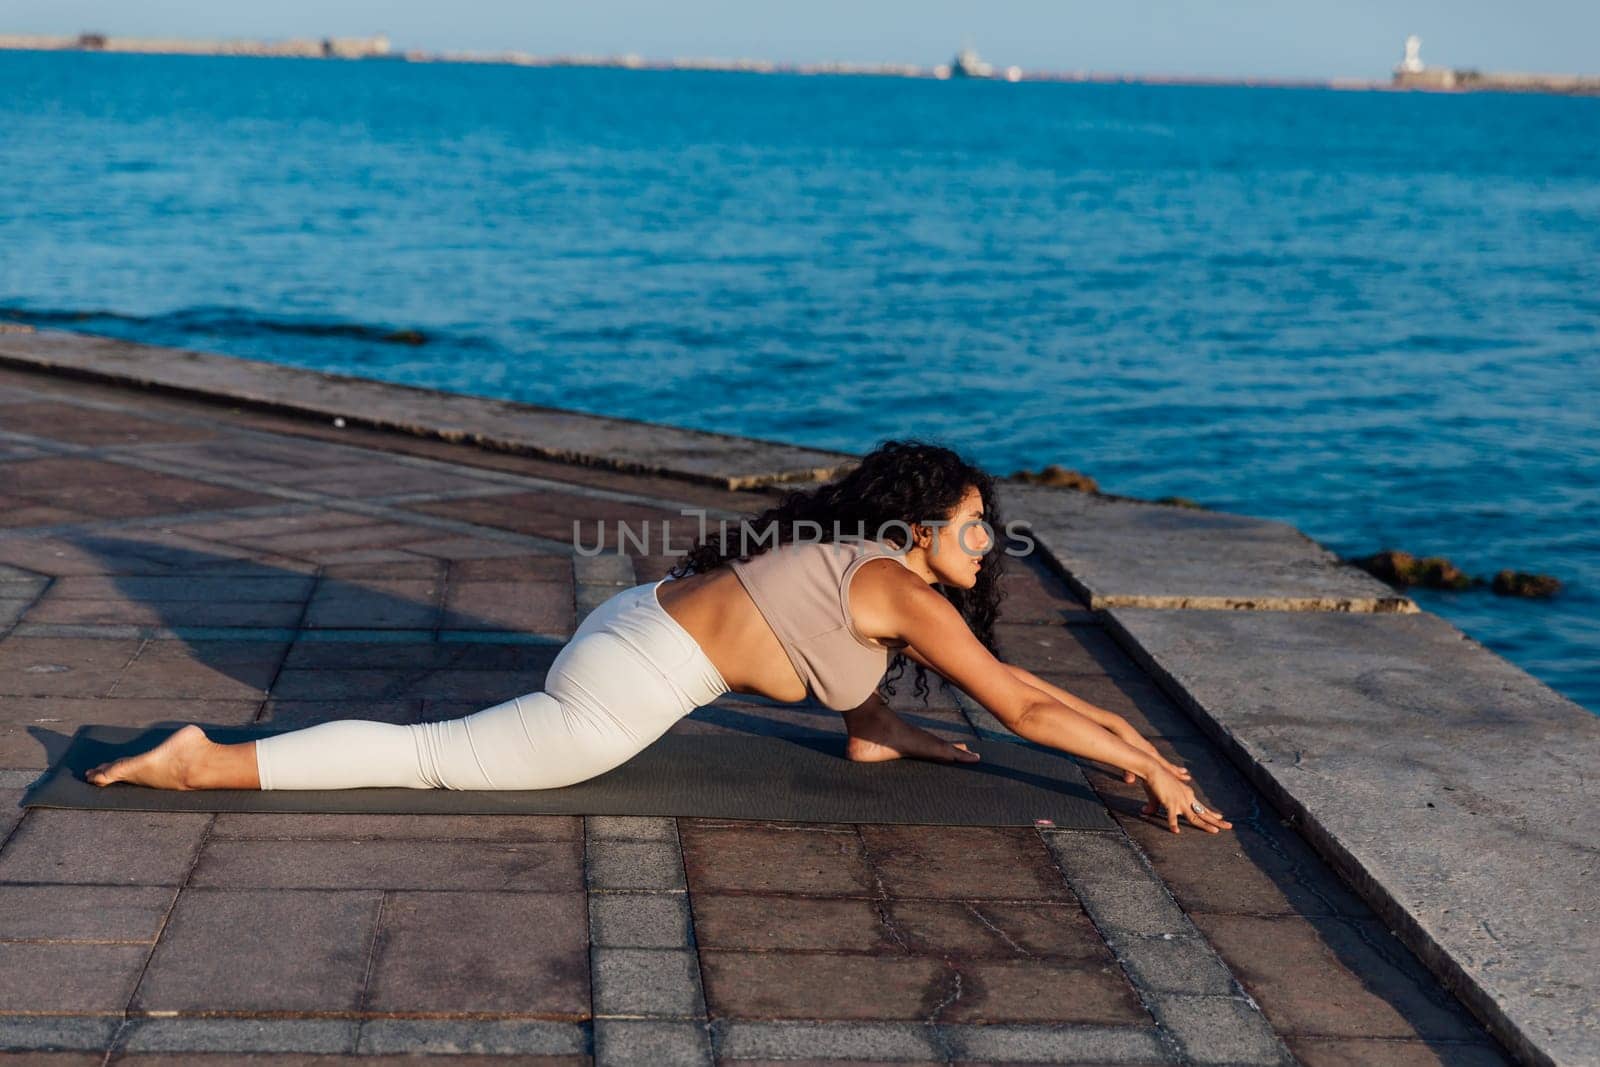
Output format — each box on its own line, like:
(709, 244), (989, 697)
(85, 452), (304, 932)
(1191, 802), (1206, 815)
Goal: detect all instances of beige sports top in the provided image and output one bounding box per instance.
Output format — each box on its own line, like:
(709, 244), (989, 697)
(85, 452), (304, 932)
(728, 538), (916, 712)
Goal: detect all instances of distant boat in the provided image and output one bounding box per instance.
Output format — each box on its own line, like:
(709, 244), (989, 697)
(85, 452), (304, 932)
(950, 46), (994, 78)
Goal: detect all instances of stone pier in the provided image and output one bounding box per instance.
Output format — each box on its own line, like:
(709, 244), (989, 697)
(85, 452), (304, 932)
(0, 328), (1577, 1065)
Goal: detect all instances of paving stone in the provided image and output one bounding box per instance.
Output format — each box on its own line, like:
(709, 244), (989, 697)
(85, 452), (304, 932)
(0, 401), (218, 446)
(1110, 935), (1238, 996)
(111, 638), (289, 700)
(115, 1017), (359, 1054)
(112, 1054), (585, 1067)
(0, 883), (174, 941)
(942, 959), (1149, 1025)
(25, 597), (308, 627)
(0, 1048), (104, 1063)
(0, 941), (149, 1011)
(190, 838), (583, 891)
(994, 622), (1148, 681)
(859, 825), (1071, 901)
(0, 695), (262, 728)
(131, 887), (380, 1012)
(49, 474), (277, 521)
(0, 788), (22, 841)
(0, 574), (49, 596)
(303, 577), (443, 630)
(941, 1021), (1170, 1064)
(722, 1060), (940, 1067)
(0, 1016), (119, 1053)
(0, 455), (166, 492)
(0, 598), (32, 626)
(255, 698), (422, 728)
(594, 1018), (712, 1067)
(0, 809), (210, 885)
(710, 1019), (943, 1061)
(309, 547), (435, 566)
(442, 581), (573, 632)
(700, 951), (948, 1020)
(245, 522), (449, 557)
(591, 891), (694, 948)
(673, 700), (845, 739)
(587, 814), (678, 841)
(587, 838), (686, 891)
(995, 562), (1094, 625)
(0, 636), (142, 697)
(887, 899), (1110, 961)
(42, 575), (315, 601)
(268, 667), (547, 702)
(0, 530), (288, 577)
(1189, 912), (1489, 1041)
(571, 551), (636, 588)
(689, 893), (889, 953)
(419, 492), (687, 548)
(256, 462), (489, 498)
(322, 557), (447, 580)
(592, 946), (705, 1017)
(405, 535), (554, 561)
(0, 502), (85, 527)
(680, 823), (870, 897)
(174, 509), (374, 543)
(1068, 880), (1195, 941)
(365, 891), (589, 1015)
(1040, 829), (1158, 886)
(1146, 994), (1290, 1066)
(282, 640), (558, 671)
(1116, 811), (1374, 919)
(452, 555), (573, 582)
(134, 437), (366, 474)
(356, 1019), (588, 1056)
(0, 723), (64, 769)
(209, 812), (581, 841)
(1284, 1036), (1514, 1067)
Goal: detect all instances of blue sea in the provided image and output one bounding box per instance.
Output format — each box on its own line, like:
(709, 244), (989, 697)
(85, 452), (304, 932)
(1, 51), (1596, 712)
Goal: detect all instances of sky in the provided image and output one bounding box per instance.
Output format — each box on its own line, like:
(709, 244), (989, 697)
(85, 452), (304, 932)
(6, 0), (1598, 81)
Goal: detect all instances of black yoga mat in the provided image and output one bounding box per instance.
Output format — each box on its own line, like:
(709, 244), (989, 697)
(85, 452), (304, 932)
(21, 723), (1113, 828)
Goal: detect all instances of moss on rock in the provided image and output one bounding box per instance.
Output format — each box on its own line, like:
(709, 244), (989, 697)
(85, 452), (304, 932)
(1009, 464), (1099, 493)
(1491, 570), (1562, 598)
(1350, 549), (1475, 591)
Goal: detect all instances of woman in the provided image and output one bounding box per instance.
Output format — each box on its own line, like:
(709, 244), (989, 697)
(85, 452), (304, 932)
(86, 439), (1229, 836)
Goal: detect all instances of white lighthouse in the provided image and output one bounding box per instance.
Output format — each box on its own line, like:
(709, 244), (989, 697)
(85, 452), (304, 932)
(1398, 35), (1424, 74)
(1393, 34), (1456, 88)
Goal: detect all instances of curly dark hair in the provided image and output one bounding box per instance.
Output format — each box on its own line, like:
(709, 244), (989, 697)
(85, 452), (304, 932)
(668, 437), (1008, 705)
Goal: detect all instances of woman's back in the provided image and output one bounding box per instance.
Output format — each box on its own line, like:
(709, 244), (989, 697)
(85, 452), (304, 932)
(656, 538), (917, 709)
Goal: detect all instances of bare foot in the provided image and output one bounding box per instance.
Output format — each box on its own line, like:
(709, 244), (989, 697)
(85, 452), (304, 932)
(844, 708), (980, 765)
(85, 724), (212, 790)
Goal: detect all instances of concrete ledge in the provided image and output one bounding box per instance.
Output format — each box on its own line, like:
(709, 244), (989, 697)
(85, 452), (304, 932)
(1102, 606), (1599, 1067)
(0, 328), (858, 490)
(1001, 481), (1415, 613)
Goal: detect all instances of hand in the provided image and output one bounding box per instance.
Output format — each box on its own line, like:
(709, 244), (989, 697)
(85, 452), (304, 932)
(1139, 767), (1232, 835)
(1110, 722), (1191, 786)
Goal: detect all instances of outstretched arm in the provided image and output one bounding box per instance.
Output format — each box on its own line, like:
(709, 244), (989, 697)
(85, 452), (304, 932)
(899, 643), (1188, 784)
(1002, 663), (1190, 787)
(884, 572), (1230, 834)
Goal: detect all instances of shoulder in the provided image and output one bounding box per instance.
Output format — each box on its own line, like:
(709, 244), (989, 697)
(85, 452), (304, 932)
(845, 553), (933, 647)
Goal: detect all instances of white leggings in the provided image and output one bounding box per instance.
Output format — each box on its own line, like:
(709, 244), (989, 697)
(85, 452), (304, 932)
(252, 577), (730, 790)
